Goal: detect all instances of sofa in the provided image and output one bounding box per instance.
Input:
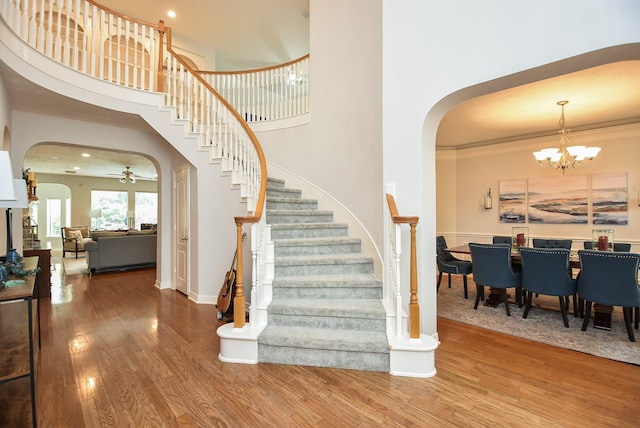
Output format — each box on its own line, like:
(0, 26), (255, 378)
(84, 230), (157, 274)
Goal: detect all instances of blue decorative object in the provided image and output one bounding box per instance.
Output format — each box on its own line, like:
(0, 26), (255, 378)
(0, 264), (7, 282)
(5, 248), (21, 263)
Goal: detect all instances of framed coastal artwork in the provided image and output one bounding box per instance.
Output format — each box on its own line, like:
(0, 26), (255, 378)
(591, 171), (628, 225)
(499, 179), (526, 223)
(528, 174), (588, 224)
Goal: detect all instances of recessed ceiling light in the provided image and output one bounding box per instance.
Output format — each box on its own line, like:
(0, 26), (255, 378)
(167, 10), (176, 18)
(73, 166), (80, 170)
(82, 153), (90, 157)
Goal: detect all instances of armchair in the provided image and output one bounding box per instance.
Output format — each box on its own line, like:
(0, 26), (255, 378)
(468, 243), (522, 316)
(519, 247), (577, 327)
(583, 241), (631, 252)
(577, 250), (640, 342)
(492, 236), (512, 245)
(532, 238), (572, 249)
(62, 226), (90, 258)
(436, 236), (473, 299)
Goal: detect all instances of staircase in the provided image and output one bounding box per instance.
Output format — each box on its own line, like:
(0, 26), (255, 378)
(257, 178), (390, 371)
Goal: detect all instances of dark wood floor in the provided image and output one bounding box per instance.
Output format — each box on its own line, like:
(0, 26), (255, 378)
(1, 257), (639, 427)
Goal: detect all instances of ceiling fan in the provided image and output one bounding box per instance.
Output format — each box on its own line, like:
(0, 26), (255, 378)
(108, 166), (155, 183)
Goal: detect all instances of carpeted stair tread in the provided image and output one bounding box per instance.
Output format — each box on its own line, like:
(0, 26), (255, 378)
(275, 253), (373, 265)
(268, 298), (385, 318)
(273, 273), (381, 287)
(258, 325), (389, 353)
(274, 236), (361, 246)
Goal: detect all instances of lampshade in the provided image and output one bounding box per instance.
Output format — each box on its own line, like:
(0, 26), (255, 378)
(91, 208), (103, 218)
(0, 151), (16, 201)
(0, 179), (28, 208)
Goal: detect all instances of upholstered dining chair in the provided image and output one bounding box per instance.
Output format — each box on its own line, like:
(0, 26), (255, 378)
(583, 241), (632, 252)
(577, 250), (640, 342)
(519, 247), (577, 327)
(492, 236), (512, 245)
(532, 238), (572, 249)
(468, 243), (522, 316)
(436, 236), (473, 299)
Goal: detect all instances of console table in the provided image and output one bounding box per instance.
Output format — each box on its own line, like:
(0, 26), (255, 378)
(0, 256), (40, 427)
(24, 248), (51, 298)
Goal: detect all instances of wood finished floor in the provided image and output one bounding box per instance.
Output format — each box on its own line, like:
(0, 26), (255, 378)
(1, 258), (639, 427)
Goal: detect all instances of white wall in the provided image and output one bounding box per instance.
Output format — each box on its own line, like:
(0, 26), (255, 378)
(261, 0), (384, 250)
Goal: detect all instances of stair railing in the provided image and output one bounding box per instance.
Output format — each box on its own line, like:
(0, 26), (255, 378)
(198, 55), (310, 123)
(1, 0), (267, 328)
(385, 192), (421, 339)
(161, 28), (267, 329)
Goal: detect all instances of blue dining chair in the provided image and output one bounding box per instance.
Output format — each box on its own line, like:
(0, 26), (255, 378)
(492, 236), (512, 245)
(436, 236), (473, 299)
(577, 241), (633, 317)
(468, 243), (522, 316)
(532, 238), (572, 249)
(577, 250), (640, 342)
(519, 247), (577, 327)
(583, 241), (631, 252)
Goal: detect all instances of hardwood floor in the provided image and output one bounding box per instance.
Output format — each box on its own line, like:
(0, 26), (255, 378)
(1, 258), (638, 427)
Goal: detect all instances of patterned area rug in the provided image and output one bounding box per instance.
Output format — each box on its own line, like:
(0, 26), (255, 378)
(62, 256), (89, 275)
(437, 275), (640, 365)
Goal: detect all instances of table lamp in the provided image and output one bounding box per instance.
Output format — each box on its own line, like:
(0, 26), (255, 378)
(1, 179), (29, 259)
(0, 152), (29, 258)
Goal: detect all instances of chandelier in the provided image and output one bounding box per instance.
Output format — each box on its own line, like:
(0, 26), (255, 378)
(532, 100), (601, 174)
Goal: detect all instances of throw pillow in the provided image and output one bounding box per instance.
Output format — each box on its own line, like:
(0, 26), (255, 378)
(68, 230), (83, 242)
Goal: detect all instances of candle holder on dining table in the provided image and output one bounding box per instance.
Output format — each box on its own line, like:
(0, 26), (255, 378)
(511, 227), (529, 251)
(592, 229), (614, 251)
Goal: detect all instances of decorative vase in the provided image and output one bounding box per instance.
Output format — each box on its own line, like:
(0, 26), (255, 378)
(0, 264), (7, 289)
(5, 248), (21, 263)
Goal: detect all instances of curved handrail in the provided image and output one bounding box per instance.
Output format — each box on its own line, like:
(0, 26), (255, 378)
(386, 193), (420, 339)
(162, 24), (267, 328)
(198, 55), (310, 122)
(199, 54), (309, 76)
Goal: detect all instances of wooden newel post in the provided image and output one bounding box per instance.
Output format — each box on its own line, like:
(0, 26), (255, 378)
(156, 20), (165, 93)
(408, 222), (420, 338)
(233, 222), (246, 328)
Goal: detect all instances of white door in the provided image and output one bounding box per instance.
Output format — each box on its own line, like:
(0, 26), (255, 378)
(175, 167), (189, 295)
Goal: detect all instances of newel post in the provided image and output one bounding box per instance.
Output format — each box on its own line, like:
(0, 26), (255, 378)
(408, 221), (420, 338)
(233, 222), (246, 328)
(156, 20), (165, 92)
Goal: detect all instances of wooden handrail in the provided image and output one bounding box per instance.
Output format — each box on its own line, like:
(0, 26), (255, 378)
(386, 194), (420, 339)
(197, 54), (310, 75)
(163, 37), (268, 330)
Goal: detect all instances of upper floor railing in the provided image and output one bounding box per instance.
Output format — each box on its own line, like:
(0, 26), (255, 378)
(199, 55), (310, 123)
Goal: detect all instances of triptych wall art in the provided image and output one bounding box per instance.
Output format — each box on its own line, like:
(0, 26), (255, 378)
(498, 172), (628, 225)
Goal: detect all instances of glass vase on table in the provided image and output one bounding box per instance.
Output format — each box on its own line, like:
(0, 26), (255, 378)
(592, 229), (614, 251)
(511, 227), (529, 251)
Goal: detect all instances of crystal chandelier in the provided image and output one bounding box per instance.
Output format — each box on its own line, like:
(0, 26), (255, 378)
(532, 100), (601, 174)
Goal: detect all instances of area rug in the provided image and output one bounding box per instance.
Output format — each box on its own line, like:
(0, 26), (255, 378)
(63, 256), (89, 275)
(437, 276), (640, 365)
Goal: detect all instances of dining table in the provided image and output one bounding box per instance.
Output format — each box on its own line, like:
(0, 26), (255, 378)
(445, 244), (614, 330)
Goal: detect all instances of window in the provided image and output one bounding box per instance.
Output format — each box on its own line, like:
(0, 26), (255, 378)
(91, 190), (128, 230)
(134, 192), (158, 230)
(47, 199), (61, 238)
